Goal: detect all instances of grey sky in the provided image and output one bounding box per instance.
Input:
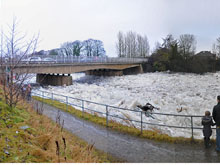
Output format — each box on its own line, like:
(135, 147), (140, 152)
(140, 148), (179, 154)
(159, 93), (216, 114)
(1, 0), (220, 56)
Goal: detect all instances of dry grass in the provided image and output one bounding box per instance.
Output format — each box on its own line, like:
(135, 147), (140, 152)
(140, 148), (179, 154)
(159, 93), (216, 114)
(0, 94), (115, 163)
(121, 112), (136, 128)
(26, 114), (99, 163)
(33, 96), (204, 144)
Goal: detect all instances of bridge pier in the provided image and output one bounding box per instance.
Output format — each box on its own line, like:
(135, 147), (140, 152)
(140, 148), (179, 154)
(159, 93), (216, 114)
(36, 74), (72, 86)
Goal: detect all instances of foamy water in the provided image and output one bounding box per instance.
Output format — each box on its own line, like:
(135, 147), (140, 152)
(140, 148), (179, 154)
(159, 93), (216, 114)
(32, 72), (220, 139)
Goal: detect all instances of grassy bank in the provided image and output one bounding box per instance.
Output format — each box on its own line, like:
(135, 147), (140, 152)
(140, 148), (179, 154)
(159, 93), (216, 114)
(0, 94), (116, 162)
(33, 96), (204, 144)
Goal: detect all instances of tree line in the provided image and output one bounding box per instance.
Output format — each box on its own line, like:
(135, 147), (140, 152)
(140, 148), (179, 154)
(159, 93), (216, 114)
(59, 39), (106, 57)
(149, 34), (220, 73)
(40, 39), (106, 57)
(116, 31), (220, 73)
(116, 31), (150, 58)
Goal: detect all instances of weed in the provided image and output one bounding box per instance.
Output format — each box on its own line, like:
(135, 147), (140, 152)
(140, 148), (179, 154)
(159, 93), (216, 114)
(62, 136), (66, 161)
(33, 96), (204, 144)
(35, 102), (44, 115)
(55, 141), (60, 163)
(0, 92), (113, 163)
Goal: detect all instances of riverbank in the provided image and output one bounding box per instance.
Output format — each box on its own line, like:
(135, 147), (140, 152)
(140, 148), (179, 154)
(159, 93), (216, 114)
(0, 93), (114, 162)
(32, 99), (220, 163)
(33, 96), (205, 144)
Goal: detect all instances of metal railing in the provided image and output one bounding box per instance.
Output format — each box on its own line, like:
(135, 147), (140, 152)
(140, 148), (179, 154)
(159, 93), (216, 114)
(18, 55), (148, 65)
(32, 90), (206, 140)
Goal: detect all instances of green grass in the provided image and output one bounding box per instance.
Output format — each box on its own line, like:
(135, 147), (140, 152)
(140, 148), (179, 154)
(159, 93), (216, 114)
(0, 94), (116, 163)
(0, 100), (33, 162)
(33, 96), (205, 144)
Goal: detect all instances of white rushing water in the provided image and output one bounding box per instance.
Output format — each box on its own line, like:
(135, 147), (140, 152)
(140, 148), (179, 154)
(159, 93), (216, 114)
(32, 72), (220, 139)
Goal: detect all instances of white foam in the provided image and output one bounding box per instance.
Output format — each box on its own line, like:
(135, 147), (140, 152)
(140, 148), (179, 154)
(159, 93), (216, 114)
(33, 72), (220, 139)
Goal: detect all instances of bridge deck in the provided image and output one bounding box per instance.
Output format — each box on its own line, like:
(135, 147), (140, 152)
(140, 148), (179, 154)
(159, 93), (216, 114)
(13, 63), (142, 74)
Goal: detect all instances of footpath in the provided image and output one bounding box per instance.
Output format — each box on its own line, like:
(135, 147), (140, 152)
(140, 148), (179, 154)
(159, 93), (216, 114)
(33, 100), (220, 163)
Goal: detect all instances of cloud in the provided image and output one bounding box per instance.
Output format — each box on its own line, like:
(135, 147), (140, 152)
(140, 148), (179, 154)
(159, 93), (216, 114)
(1, 0), (220, 56)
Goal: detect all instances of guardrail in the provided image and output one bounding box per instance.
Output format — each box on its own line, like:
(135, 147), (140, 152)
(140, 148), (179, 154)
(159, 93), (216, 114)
(18, 55), (148, 64)
(32, 90), (206, 140)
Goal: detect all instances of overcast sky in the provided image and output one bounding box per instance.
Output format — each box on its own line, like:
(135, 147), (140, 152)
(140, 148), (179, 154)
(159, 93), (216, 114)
(1, 0), (220, 56)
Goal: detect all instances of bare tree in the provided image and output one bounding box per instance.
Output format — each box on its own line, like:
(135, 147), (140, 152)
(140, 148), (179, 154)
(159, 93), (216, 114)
(212, 37), (220, 58)
(60, 42), (75, 56)
(116, 31), (124, 57)
(137, 34), (150, 57)
(123, 34), (128, 57)
(143, 36), (150, 57)
(162, 34), (177, 49)
(212, 43), (216, 55)
(116, 31), (149, 58)
(152, 41), (161, 53)
(60, 39), (106, 57)
(130, 32), (137, 58)
(137, 34), (143, 57)
(125, 31), (134, 58)
(178, 34), (197, 57)
(81, 39), (106, 57)
(0, 17), (39, 109)
(60, 40), (84, 57)
(91, 40), (106, 57)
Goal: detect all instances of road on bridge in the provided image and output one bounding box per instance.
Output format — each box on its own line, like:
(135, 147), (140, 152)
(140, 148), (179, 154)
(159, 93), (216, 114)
(33, 100), (220, 163)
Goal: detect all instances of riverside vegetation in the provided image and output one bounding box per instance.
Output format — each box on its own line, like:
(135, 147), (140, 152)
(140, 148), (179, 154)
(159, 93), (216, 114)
(33, 96), (211, 144)
(0, 89), (115, 163)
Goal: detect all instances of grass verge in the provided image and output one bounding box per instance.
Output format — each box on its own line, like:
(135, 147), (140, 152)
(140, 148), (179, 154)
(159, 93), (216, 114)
(0, 95), (117, 162)
(33, 96), (205, 144)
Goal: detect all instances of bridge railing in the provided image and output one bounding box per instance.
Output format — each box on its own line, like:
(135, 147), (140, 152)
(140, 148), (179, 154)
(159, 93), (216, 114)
(52, 56), (148, 64)
(1, 55), (148, 65)
(20, 55), (148, 64)
(32, 90), (206, 140)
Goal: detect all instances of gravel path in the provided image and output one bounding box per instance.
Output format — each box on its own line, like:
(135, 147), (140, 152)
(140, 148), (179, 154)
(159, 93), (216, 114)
(33, 100), (220, 163)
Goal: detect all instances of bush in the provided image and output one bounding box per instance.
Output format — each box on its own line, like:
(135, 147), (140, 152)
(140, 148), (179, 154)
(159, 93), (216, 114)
(149, 47), (217, 74)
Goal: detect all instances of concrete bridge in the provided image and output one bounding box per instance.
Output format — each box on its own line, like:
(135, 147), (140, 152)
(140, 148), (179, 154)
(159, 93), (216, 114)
(10, 57), (148, 86)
